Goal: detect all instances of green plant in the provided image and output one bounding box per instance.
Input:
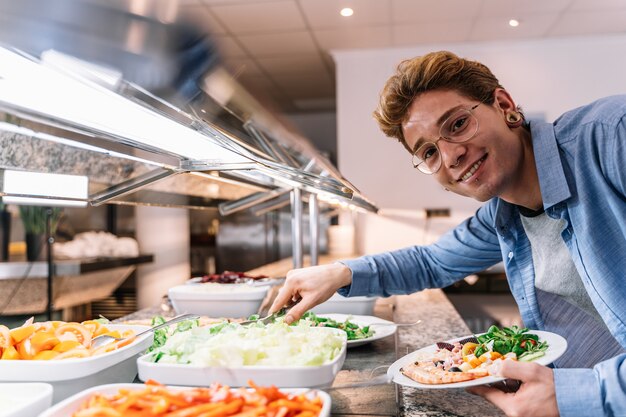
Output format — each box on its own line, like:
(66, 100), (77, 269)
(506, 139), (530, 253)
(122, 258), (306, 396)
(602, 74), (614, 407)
(19, 206), (62, 235)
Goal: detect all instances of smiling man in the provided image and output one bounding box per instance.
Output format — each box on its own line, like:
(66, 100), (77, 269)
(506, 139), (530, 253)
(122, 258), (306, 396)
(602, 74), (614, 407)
(270, 51), (626, 417)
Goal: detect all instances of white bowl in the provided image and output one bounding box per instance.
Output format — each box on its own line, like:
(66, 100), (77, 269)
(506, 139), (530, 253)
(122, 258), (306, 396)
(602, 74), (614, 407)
(311, 293), (378, 315)
(39, 383), (331, 417)
(137, 327), (347, 388)
(168, 283), (269, 318)
(0, 324), (151, 404)
(0, 383), (52, 417)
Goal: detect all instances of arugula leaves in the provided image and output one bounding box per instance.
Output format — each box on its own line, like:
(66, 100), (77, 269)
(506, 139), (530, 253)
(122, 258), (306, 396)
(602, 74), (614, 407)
(299, 312), (375, 340)
(474, 325), (548, 360)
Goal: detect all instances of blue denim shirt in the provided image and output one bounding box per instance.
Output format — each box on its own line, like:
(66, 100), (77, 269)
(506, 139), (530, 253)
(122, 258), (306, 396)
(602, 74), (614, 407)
(340, 95), (626, 417)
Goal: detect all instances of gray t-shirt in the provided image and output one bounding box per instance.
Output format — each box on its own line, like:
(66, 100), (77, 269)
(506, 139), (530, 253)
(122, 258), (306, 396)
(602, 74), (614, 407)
(520, 211), (603, 323)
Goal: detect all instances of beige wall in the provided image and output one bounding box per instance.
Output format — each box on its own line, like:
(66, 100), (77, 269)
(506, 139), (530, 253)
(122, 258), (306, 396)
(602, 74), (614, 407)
(332, 35), (626, 254)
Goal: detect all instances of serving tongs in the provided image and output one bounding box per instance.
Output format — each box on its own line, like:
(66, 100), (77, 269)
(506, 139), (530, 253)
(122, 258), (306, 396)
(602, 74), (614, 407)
(91, 313), (199, 349)
(239, 298), (299, 325)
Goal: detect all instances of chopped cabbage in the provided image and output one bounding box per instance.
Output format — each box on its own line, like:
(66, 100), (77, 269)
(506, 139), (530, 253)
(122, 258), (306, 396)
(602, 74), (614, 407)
(150, 321), (346, 367)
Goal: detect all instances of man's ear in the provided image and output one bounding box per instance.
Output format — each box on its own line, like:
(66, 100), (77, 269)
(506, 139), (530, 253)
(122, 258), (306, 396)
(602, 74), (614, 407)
(493, 88), (517, 114)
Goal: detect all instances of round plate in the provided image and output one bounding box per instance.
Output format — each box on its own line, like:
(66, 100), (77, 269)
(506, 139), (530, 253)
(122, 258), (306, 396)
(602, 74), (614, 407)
(387, 330), (567, 389)
(315, 314), (397, 348)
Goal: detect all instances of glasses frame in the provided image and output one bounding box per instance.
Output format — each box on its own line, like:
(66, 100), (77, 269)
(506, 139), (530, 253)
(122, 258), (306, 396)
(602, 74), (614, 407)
(411, 102), (482, 175)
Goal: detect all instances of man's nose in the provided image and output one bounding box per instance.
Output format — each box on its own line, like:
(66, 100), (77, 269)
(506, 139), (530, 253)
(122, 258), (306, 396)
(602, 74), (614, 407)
(438, 139), (465, 168)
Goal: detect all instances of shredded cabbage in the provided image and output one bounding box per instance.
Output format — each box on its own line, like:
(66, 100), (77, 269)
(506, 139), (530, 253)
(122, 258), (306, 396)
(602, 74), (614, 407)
(151, 321), (345, 367)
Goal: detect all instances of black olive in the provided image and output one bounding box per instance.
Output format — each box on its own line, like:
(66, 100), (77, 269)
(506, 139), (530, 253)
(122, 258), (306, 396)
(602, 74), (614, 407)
(433, 360), (445, 366)
(449, 367), (462, 372)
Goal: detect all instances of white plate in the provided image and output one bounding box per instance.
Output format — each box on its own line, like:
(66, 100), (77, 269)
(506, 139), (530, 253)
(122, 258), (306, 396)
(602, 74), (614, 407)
(314, 314), (397, 348)
(388, 330), (567, 389)
(0, 383), (52, 417)
(39, 383), (331, 417)
(311, 293), (377, 315)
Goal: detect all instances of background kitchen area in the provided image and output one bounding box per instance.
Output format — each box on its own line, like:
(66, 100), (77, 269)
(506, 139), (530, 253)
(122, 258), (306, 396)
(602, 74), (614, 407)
(0, 0), (625, 416)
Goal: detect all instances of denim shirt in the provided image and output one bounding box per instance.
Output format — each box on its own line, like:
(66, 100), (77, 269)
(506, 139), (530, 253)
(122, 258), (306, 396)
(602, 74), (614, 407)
(340, 95), (626, 417)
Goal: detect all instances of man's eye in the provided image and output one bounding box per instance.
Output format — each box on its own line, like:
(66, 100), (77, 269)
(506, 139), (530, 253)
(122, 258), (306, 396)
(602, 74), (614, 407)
(420, 145), (438, 160)
(449, 116), (469, 134)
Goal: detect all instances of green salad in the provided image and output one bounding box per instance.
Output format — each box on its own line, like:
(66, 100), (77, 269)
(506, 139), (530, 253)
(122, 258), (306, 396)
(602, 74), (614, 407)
(298, 312), (375, 341)
(474, 325), (549, 361)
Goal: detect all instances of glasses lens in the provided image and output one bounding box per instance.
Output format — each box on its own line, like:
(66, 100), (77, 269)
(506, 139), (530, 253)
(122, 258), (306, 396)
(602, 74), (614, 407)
(412, 143), (441, 174)
(440, 109), (478, 142)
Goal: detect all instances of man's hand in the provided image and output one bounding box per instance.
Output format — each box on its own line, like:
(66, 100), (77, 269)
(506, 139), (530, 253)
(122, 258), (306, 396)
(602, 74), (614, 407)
(269, 263), (352, 324)
(467, 360), (559, 417)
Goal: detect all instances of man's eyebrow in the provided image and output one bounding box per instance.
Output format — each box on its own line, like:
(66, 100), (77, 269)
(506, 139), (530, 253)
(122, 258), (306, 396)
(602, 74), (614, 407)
(406, 104), (465, 153)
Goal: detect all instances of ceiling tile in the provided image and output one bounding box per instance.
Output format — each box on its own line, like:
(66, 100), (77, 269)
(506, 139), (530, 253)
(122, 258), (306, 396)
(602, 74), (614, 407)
(270, 73), (334, 100)
(255, 54), (329, 75)
(569, 0), (626, 11)
(392, 0), (481, 23)
(209, 0), (307, 34)
(214, 35), (248, 58)
(478, 0), (571, 18)
(299, 0), (392, 29)
(178, 4), (227, 35)
(237, 31), (318, 56)
(392, 19), (473, 45)
(222, 57), (265, 77)
(469, 13), (561, 41)
(314, 26), (393, 50)
(548, 9), (626, 36)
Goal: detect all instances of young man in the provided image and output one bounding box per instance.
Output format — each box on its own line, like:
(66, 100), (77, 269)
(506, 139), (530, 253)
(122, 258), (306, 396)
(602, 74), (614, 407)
(270, 51), (626, 417)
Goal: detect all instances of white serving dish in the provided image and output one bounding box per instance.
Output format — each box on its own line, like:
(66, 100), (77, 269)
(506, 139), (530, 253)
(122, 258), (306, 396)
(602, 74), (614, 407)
(0, 324), (151, 404)
(0, 383), (53, 417)
(311, 293), (377, 315)
(168, 283), (269, 318)
(40, 383), (332, 417)
(137, 328), (347, 388)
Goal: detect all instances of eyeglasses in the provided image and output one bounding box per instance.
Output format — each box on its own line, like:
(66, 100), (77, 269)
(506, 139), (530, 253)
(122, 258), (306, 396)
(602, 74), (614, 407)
(411, 102), (481, 174)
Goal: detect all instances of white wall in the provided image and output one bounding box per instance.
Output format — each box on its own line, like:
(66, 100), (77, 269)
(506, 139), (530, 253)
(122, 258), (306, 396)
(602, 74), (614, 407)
(332, 35), (626, 254)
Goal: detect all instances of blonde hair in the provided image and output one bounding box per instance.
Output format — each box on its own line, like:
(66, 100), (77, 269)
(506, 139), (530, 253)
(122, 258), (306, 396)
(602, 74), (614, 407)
(373, 51), (503, 152)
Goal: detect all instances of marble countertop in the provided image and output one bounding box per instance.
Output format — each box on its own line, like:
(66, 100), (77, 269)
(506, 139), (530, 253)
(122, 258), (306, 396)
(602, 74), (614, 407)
(120, 255), (505, 417)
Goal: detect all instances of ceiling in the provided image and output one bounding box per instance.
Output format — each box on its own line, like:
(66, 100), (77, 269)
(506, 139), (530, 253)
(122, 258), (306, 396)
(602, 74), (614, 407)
(174, 0), (626, 114)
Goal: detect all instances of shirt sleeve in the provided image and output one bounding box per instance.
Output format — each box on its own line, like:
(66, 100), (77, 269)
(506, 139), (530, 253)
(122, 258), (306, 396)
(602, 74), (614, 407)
(337, 202), (502, 298)
(554, 353), (626, 417)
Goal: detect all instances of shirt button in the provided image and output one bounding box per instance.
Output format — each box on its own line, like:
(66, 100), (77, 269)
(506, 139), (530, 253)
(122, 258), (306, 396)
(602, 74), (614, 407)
(508, 252), (514, 259)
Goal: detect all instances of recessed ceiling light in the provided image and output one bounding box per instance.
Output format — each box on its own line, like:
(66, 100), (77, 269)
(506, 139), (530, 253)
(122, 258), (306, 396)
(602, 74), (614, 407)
(509, 19), (520, 27)
(340, 7), (354, 17)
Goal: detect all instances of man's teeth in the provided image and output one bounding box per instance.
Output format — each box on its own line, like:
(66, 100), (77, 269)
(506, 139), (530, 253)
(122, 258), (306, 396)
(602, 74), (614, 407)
(460, 158), (484, 182)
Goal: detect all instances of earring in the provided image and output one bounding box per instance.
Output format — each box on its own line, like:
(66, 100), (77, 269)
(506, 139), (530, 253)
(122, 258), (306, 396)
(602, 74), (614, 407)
(506, 111), (522, 124)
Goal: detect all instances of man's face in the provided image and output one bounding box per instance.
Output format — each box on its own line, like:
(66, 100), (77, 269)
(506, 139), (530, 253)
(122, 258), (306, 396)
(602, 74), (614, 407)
(401, 89), (530, 202)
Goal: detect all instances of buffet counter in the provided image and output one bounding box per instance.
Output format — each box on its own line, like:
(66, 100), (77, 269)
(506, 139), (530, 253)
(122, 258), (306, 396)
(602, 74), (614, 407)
(120, 255), (504, 417)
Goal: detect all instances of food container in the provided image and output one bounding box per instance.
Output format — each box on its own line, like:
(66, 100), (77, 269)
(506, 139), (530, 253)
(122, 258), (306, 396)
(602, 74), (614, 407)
(136, 327), (347, 388)
(0, 324), (151, 404)
(311, 293), (377, 315)
(39, 383), (332, 417)
(0, 383), (53, 417)
(168, 283), (269, 318)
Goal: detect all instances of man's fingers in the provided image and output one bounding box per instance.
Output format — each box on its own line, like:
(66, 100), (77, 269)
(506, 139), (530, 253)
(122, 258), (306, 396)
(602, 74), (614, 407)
(283, 300), (311, 324)
(496, 359), (546, 382)
(269, 287), (294, 314)
(467, 385), (513, 414)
